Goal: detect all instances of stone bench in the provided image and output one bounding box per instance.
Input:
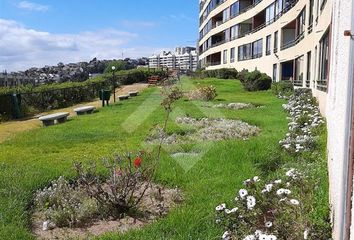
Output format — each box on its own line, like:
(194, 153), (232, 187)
(118, 95), (130, 101)
(38, 112), (70, 127)
(74, 106), (96, 115)
(128, 91), (139, 97)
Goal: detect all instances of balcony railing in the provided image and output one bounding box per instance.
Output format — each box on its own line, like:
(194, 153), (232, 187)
(280, 31), (305, 50)
(199, 0), (299, 54)
(207, 61), (222, 66)
(308, 24), (313, 34)
(306, 80), (310, 88)
(199, 0), (264, 40)
(293, 80), (303, 87)
(316, 80), (327, 91)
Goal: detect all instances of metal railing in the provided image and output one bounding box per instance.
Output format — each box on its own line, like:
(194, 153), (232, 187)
(199, 0), (264, 40)
(200, 0), (299, 54)
(293, 80), (303, 87)
(316, 80), (327, 91)
(280, 31), (305, 50)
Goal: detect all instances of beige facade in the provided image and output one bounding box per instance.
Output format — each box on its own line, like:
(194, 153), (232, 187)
(198, 0), (331, 114)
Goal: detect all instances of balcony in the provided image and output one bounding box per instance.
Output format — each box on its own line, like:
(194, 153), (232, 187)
(206, 52), (222, 67)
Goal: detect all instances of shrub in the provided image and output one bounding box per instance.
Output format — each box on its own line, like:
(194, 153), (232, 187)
(34, 176), (99, 227)
(240, 70), (272, 91)
(187, 85), (217, 101)
(201, 68), (238, 79)
(272, 81), (294, 97)
(215, 170), (314, 240)
(74, 151), (154, 218)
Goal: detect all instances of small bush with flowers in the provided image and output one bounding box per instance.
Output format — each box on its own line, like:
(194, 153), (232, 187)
(279, 89), (325, 153)
(186, 84), (217, 101)
(215, 169), (315, 240)
(34, 151), (154, 229)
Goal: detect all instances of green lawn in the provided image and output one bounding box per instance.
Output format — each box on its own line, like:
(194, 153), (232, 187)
(0, 77), (290, 239)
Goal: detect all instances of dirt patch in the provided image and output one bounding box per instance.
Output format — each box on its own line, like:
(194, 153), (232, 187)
(146, 117), (260, 145)
(32, 183), (182, 240)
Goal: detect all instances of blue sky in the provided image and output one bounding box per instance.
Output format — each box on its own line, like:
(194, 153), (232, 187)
(0, 0), (199, 71)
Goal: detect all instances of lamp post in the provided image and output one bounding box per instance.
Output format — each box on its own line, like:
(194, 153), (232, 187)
(111, 66), (116, 102)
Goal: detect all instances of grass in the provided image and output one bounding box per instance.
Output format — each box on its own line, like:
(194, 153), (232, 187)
(0, 77), (328, 239)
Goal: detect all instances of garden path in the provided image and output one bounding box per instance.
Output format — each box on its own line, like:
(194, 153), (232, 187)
(0, 83), (149, 143)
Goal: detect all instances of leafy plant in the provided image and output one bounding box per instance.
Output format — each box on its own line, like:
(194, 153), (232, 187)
(240, 70), (272, 91)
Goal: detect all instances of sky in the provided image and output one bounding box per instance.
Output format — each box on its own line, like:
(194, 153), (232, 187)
(0, 0), (199, 71)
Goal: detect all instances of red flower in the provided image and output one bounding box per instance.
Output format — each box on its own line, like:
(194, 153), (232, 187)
(134, 157), (142, 168)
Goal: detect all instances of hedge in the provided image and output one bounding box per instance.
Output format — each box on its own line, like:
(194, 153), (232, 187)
(0, 69), (166, 121)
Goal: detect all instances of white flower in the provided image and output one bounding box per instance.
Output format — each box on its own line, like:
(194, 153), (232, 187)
(276, 189), (285, 195)
(216, 203), (226, 211)
(274, 179), (282, 184)
(259, 234), (268, 240)
(304, 229), (309, 239)
(244, 179), (251, 185)
(268, 235), (277, 240)
(222, 231), (231, 240)
(243, 235), (256, 240)
(284, 189), (292, 194)
(265, 184), (273, 192)
(239, 189), (248, 199)
(215, 219), (221, 224)
(265, 221), (273, 228)
(225, 208), (237, 214)
(290, 199), (300, 205)
(279, 198), (287, 202)
(254, 230), (262, 237)
(247, 196), (256, 209)
(234, 196), (239, 201)
(253, 176), (260, 182)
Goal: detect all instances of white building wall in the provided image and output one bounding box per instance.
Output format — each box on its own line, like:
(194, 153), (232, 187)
(326, 0), (354, 238)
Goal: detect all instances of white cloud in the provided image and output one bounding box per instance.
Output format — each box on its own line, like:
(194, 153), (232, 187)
(17, 1), (50, 12)
(0, 19), (167, 71)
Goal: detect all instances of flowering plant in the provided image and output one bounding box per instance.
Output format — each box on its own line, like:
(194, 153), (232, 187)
(215, 169), (309, 240)
(279, 89), (324, 153)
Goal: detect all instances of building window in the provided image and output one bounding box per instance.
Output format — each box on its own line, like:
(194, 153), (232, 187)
(238, 43), (252, 61)
(230, 2), (239, 18)
(266, 35), (272, 55)
(306, 51), (311, 87)
(273, 64), (278, 82)
(294, 55), (304, 86)
(274, 31), (278, 53)
(266, 3), (275, 23)
(230, 25), (239, 40)
(318, 30), (329, 91)
(230, 48), (235, 63)
(223, 50), (228, 64)
(252, 39), (263, 59)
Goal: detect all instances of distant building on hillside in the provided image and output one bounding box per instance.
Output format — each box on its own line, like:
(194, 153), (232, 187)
(148, 47), (198, 71)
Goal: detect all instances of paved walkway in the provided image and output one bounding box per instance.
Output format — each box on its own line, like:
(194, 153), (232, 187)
(0, 83), (149, 143)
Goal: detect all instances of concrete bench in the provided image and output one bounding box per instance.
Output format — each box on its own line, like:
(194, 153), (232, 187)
(74, 106), (96, 115)
(128, 91), (139, 97)
(38, 112), (70, 127)
(118, 95), (130, 101)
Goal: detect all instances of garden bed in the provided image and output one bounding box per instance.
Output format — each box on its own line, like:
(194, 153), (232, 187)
(146, 117), (260, 145)
(32, 182), (182, 240)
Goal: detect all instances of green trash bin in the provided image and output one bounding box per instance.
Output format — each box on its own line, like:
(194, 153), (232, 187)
(11, 93), (22, 119)
(99, 90), (111, 107)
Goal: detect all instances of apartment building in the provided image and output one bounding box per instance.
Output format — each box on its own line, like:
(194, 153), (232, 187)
(198, 0), (331, 112)
(148, 47), (198, 71)
(199, 0), (354, 239)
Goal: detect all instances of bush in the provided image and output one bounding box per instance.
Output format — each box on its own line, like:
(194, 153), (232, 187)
(240, 70), (272, 91)
(186, 85), (217, 101)
(272, 81), (294, 97)
(201, 68), (238, 79)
